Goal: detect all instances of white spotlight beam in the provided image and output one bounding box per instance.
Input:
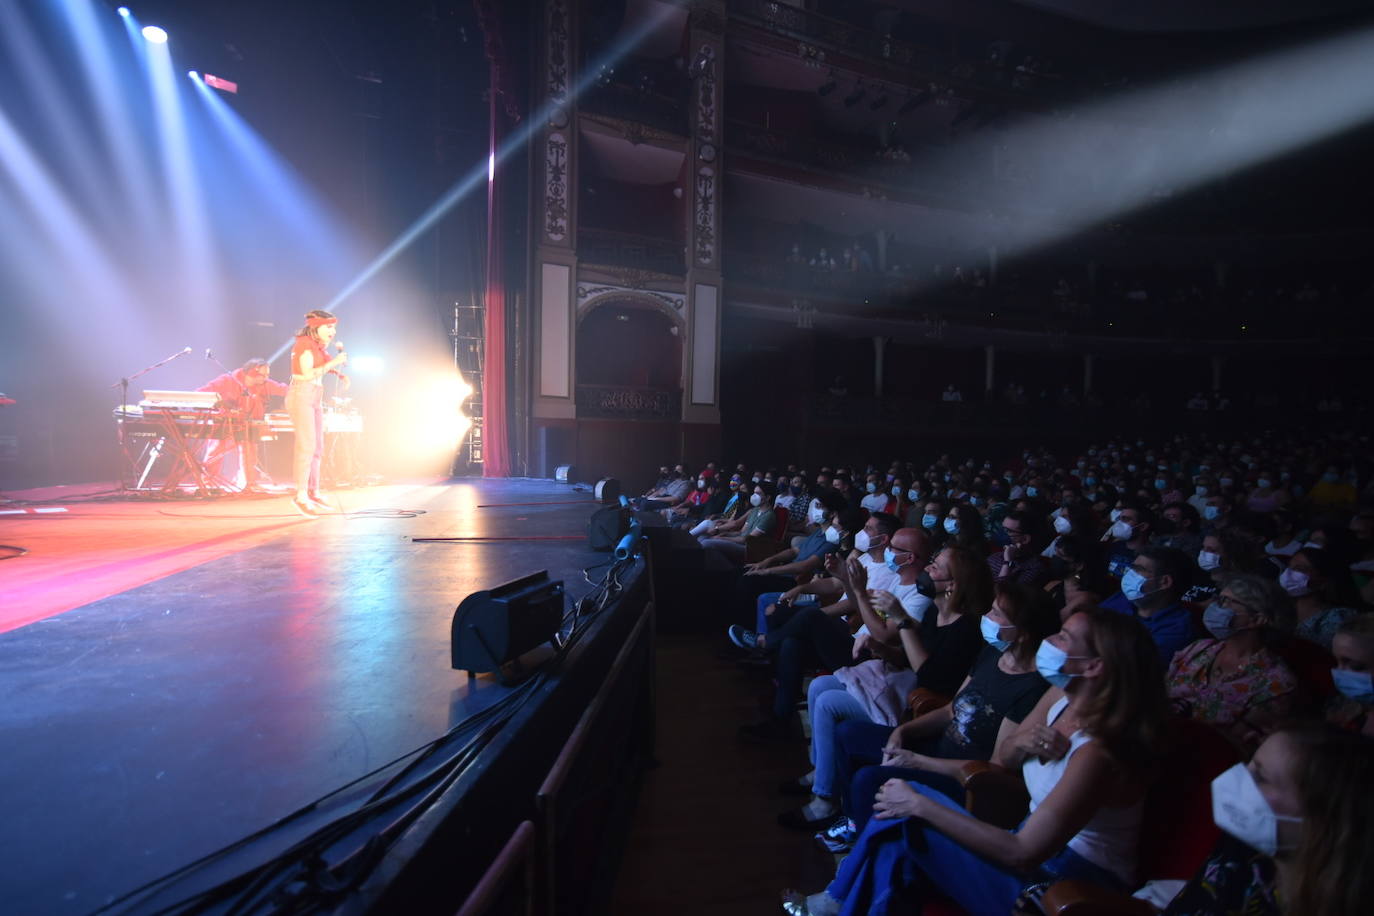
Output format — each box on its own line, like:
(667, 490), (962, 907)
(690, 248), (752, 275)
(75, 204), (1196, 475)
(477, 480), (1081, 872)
(271, 4), (681, 362)
(937, 26), (1374, 258)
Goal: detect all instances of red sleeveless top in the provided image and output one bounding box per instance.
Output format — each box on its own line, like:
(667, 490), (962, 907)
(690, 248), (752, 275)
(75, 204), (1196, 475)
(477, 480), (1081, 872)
(291, 335), (341, 380)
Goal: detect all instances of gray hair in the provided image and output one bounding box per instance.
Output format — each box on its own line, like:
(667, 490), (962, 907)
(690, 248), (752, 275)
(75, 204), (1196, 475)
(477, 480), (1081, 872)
(1219, 572), (1295, 635)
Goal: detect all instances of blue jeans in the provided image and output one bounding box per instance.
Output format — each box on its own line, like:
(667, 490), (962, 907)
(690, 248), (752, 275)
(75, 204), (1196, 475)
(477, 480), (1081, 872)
(826, 781), (1128, 916)
(833, 721), (960, 830)
(807, 676), (870, 798)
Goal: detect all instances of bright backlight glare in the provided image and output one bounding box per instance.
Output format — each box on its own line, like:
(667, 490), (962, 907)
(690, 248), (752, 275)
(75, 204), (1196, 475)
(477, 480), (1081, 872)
(117, 7), (130, 16)
(350, 355), (384, 374)
(141, 25), (167, 44)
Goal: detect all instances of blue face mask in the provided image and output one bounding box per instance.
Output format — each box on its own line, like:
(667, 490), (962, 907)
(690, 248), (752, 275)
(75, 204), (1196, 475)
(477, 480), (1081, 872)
(921, 513), (938, 529)
(907, 488), (920, 502)
(943, 517), (959, 535)
(981, 615), (1013, 651)
(1121, 568), (1151, 602)
(1331, 668), (1374, 704)
(884, 546), (910, 574)
(866, 481), (877, 493)
(1203, 505), (1220, 520)
(1202, 602), (1235, 640)
(1084, 477), (1096, 486)
(1035, 640), (1090, 688)
(1026, 486), (1039, 498)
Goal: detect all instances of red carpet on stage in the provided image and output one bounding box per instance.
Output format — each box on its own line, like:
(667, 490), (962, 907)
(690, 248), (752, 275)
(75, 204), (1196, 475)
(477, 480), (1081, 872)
(0, 484), (315, 634)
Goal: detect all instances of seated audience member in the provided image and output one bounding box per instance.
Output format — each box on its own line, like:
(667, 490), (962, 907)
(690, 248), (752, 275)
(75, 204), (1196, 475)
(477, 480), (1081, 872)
(859, 474), (889, 513)
(1162, 724), (1374, 916)
(698, 481), (777, 563)
(826, 582), (1057, 840)
(1104, 503), (1154, 577)
(990, 510), (1052, 587)
(1101, 546), (1198, 664)
(1307, 466), (1357, 513)
(781, 608), (1169, 916)
(1328, 614), (1374, 737)
(1263, 509), (1303, 561)
(1245, 472), (1288, 513)
(775, 541), (987, 828)
(1167, 574), (1298, 750)
(1283, 547), (1361, 649)
(638, 464), (690, 509)
(1153, 501), (1204, 557)
(641, 464), (671, 498)
(728, 490), (851, 632)
(1044, 535), (1113, 621)
(913, 497), (945, 539)
(942, 504), (989, 556)
(665, 474), (713, 524)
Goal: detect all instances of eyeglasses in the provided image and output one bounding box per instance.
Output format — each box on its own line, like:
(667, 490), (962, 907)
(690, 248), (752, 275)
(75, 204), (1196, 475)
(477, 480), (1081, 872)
(1001, 527), (1029, 540)
(1214, 593), (1253, 615)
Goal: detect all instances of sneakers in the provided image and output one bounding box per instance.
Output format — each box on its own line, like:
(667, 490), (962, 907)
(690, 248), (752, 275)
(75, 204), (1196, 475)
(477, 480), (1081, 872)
(814, 816), (856, 853)
(306, 492), (332, 512)
(727, 625), (761, 651)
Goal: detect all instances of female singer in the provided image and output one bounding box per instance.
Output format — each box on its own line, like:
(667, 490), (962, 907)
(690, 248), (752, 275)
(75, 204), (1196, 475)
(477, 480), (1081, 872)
(287, 309), (348, 515)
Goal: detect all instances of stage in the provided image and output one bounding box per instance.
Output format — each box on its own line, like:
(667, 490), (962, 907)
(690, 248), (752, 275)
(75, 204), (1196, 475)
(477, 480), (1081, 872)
(0, 478), (647, 915)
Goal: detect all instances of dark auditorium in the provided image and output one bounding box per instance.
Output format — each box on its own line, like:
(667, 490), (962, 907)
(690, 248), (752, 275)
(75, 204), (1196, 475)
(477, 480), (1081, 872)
(4, 1), (1374, 914)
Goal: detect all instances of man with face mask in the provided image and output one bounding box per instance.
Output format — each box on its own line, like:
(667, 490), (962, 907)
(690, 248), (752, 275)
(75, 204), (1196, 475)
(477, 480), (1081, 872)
(1103, 503), (1153, 579)
(1100, 546), (1197, 664)
(729, 492), (852, 640)
(989, 511), (1051, 587)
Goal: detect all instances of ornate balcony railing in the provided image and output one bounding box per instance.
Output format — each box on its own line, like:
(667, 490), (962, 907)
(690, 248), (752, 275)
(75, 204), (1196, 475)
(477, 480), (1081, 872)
(579, 83), (689, 137)
(576, 385), (682, 421)
(578, 227), (686, 276)
(726, 121), (974, 202)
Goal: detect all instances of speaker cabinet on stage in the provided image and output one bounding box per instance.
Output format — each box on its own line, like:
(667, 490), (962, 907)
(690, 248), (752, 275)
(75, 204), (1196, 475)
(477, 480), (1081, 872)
(593, 478), (621, 504)
(451, 571), (565, 684)
(554, 464), (575, 484)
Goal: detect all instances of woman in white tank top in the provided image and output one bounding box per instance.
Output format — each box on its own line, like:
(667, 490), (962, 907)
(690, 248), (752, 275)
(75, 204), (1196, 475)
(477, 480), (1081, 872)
(783, 607), (1169, 916)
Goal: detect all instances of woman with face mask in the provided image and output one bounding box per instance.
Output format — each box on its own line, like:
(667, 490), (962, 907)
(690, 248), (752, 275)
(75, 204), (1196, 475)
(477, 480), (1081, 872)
(1165, 574), (1299, 751)
(813, 583), (1059, 852)
(1162, 724), (1374, 916)
(782, 609), (1168, 916)
(1328, 614), (1374, 738)
(1285, 548), (1361, 651)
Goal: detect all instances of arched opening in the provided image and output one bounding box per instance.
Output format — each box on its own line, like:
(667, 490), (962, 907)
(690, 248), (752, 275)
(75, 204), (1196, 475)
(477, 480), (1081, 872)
(575, 301), (682, 419)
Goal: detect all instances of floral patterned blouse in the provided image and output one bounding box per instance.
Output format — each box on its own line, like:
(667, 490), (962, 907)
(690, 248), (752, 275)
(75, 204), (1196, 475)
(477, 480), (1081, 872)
(1294, 605), (1359, 651)
(1164, 834), (1280, 916)
(1166, 639), (1298, 729)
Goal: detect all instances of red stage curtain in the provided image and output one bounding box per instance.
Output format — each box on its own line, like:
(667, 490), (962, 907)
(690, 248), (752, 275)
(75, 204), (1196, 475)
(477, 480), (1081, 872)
(480, 46), (510, 476)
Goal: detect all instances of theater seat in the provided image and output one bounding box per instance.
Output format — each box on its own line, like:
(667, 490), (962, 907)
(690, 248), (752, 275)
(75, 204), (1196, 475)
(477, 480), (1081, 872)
(906, 687), (953, 720)
(1274, 635), (1336, 702)
(745, 507), (791, 563)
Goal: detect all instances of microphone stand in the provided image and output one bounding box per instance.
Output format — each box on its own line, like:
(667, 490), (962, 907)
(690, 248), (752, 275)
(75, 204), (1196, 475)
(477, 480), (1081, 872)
(110, 348), (193, 493)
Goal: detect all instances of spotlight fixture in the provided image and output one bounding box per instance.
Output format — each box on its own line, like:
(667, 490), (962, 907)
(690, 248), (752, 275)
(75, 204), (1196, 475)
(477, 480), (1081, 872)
(141, 25), (168, 44)
(117, 6), (131, 16)
(843, 81), (867, 108)
(869, 90), (889, 112)
(816, 69), (838, 97)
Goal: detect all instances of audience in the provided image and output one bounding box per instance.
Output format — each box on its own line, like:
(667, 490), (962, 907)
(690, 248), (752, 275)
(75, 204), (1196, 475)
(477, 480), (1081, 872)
(635, 425), (1374, 915)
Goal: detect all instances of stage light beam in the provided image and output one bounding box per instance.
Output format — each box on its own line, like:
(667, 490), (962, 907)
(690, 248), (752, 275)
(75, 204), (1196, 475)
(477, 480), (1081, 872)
(142, 25), (168, 44)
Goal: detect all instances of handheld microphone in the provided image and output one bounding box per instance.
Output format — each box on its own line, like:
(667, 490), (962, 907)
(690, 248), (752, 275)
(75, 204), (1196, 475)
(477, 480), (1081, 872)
(205, 348), (214, 360)
(181, 346), (192, 355)
(335, 340), (345, 352)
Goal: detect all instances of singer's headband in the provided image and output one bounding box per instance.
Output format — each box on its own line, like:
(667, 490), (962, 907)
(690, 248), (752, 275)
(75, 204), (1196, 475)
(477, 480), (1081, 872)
(305, 315), (338, 328)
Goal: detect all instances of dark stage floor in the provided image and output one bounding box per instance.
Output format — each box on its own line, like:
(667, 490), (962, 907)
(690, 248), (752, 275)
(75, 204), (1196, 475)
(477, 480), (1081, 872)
(0, 478), (611, 915)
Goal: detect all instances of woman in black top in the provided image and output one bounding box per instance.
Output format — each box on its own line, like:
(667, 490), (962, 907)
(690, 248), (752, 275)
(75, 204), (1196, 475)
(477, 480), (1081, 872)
(832, 581), (1059, 833)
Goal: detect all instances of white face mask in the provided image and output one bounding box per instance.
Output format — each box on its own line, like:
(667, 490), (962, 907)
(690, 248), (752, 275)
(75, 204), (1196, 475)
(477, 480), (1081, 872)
(1053, 515), (1072, 535)
(854, 529), (883, 552)
(1278, 567), (1310, 597)
(749, 493), (762, 507)
(1211, 763), (1301, 857)
(824, 525), (842, 545)
(1197, 550), (1222, 571)
(1110, 519), (1134, 540)
(807, 501), (825, 525)
(1109, 508), (1123, 522)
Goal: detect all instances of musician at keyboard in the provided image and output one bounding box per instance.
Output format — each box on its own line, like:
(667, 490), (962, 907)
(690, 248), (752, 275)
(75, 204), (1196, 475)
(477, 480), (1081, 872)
(197, 358), (288, 491)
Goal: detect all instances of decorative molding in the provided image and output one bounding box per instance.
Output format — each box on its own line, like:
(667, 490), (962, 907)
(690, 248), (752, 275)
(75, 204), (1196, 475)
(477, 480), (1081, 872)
(546, 0), (569, 101)
(694, 44), (718, 139)
(691, 2), (726, 35)
(694, 166), (717, 266)
(544, 131), (568, 242)
(580, 112), (685, 146)
(576, 283), (687, 324)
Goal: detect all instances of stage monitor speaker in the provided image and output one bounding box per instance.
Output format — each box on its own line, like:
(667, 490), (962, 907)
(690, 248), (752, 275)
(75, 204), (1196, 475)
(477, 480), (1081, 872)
(451, 571), (565, 683)
(593, 478), (621, 504)
(554, 464), (575, 483)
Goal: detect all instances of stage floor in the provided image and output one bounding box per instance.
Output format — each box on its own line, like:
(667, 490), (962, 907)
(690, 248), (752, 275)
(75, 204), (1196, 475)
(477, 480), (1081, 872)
(0, 478), (609, 915)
